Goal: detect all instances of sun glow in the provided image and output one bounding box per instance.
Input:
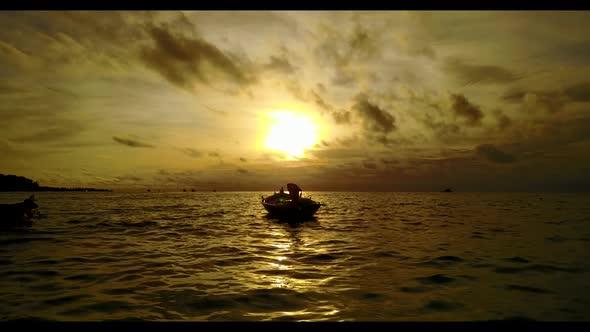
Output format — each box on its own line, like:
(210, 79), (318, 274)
(265, 111), (318, 158)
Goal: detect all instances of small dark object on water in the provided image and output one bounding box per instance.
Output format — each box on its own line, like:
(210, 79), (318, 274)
(0, 195), (39, 227)
(441, 188), (453, 192)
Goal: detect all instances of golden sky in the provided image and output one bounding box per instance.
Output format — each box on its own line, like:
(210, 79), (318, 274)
(1, 11), (590, 191)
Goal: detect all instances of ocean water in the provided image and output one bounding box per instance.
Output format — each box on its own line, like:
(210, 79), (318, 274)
(0, 191), (589, 321)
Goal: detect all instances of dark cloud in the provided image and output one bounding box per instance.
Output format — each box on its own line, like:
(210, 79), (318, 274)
(208, 151), (221, 158)
(239, 157), (247, 162)
(115, 175), (142, 182)
(331, 110), (352, 124)
(112, 136), (154, 148)
(353, 93), (396, 134)
(349, 23), (380, 61)
(511, 114), (590, 150)
(445, 58), (522, 86)
(552, 40), (590, 64)
(10, 126), (81, 143)
(264, 55), (296, 74)
(314, 22), (381, 70)
(502, 88), (567, 113)
(450, 94), (484, 126)
(523, 92), (567, 113)
(502, 89), (526, 103)
(140, 24), (252, 91)
(310, 89), (333, 112)
(283, 79), (306, 102)
(565, 82), (590, 102)
(204, 106), (227, 116)
(0, 39), (36, 69)
(0, 138), (33, 157)
(494, 110), (512, 130)
(332, 69), (356, 87)
(409, 45), (436, 59)
(0, 80), (25, 94)
(237, 168), (248, 174)
(182, 148), (202, 158)
(423, 114), (461, 139)
(309, 148), (367, 160)
(362, 160), (377, 169)
(380, 158), (399, 165)
(475, 144), (515, 163)
(337, 136), (360, 147)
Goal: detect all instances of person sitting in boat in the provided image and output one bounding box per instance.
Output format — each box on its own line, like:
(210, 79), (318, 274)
(287, 183), (301, 202)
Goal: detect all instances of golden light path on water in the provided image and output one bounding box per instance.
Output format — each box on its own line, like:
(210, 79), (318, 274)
(241, 228), (343, 321)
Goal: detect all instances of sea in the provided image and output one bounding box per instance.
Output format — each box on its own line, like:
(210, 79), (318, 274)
(0, 191), (589, 321)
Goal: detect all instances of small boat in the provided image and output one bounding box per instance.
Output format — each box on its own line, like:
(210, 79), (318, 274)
(0, 195), (39, 227)
(261, 183), (321, 219)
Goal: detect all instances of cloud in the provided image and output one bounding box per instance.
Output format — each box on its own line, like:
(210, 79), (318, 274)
(10, 126), (82, 143)
(502, 89), (526, 103)
(475, 144), (516, 163)
(444, 58), (522, 86)
(0, 80), (25, 94)
(112, 136), (154, 148)
(140, 24), (252, 91)
(362, 160), (377, 169)
(310, 89), (333, 112)
(331, 110), (352, 125)
(494, 110), (512, 130)
(309, 147), (366, 160)
(208, 151), (221, 158)
(239, 157), (247, 162)
(502, 88), (568, 113)
(353, 93), (396, 134)
(336, 136), (360, 147)
(450, 94), (484, 126)
(565, 82), (590, 102)
(0, 40), (37, 69)
(314, 21), (381, 70)
(237, 168), (248, 174)
(332, 69), (356, 87)
(264, 55), (296, 74)
(115, 175), (142, 182)
(523, 92), (567, 113)
(182, 148), (203, 158)
(423, 114), (461, 140)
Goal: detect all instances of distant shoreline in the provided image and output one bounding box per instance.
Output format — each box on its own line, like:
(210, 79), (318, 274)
(0, 188), (111, 192)
(0, 174), (111, 192)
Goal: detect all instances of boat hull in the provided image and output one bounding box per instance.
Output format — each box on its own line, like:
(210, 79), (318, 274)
(262, 201), (321, 219)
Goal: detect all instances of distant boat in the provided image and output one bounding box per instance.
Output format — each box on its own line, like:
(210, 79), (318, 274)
(261, 183), (321, 220)
(441, 188), (453, 192)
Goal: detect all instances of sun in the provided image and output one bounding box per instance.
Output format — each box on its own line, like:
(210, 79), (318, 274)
(265, 111), (318, 158)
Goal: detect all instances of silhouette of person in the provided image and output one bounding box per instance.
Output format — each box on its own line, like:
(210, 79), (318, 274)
(287, 183), (301, 202)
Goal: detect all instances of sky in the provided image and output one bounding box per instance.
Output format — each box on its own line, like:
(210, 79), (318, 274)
(1, 11), (590, 192)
